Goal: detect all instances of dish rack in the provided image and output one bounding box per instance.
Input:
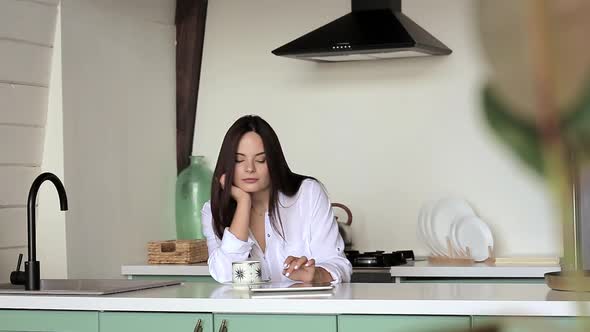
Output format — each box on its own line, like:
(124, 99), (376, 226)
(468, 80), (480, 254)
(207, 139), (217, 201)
(427, 237), (496, 265)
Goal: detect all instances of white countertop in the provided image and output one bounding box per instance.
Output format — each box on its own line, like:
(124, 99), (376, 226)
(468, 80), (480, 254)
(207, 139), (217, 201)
(121, 261), (560, 278)
(1, 282), (589, 316)
(390, 261), (560, 278)
(122, 263), (210, 276)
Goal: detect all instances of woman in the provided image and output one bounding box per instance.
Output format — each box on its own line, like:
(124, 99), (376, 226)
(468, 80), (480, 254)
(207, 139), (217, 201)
(201, 115), (352, 284)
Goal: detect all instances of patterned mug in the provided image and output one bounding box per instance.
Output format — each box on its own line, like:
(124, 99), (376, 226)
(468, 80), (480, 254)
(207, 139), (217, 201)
(232, 260), (262, 284)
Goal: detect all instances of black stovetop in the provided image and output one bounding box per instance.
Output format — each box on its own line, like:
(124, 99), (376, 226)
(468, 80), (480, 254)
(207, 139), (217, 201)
(345, 250), (415, 268)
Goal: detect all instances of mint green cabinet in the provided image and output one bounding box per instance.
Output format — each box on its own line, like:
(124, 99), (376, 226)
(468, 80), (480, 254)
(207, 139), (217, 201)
(214, 314), (336, 332)
(5, 309), (590, 332)
(472, 316), (589, 332)
(100, 312), (213, 332)
(338, 315), (471, 332)
(0, 310), (98, 332)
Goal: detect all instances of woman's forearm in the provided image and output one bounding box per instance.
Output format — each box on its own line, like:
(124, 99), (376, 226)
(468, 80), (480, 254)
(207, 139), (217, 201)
(228, 197), (252, 241)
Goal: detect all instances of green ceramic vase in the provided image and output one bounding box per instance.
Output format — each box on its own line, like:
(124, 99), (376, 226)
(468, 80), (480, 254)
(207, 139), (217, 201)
(175, 156), (213, 240)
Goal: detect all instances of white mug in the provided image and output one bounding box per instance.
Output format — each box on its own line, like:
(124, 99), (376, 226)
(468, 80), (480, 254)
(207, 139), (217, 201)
(232, 260), (262, 284)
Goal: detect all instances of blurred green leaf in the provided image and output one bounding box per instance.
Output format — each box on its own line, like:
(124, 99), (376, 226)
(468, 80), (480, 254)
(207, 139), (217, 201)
(562, 79), (590, 159)
(482, 84), (545, 175)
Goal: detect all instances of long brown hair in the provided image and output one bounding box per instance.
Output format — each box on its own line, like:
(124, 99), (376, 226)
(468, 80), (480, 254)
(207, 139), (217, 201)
(210, 115), (313, 240)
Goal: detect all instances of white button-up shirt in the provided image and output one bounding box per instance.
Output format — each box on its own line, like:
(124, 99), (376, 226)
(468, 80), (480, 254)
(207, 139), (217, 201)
(201, 179), (352, 283)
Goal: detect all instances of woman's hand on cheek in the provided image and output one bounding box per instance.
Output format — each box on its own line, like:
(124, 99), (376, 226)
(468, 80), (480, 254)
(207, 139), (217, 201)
(219, 174), (251, 203)
(282, 256), (316, 282)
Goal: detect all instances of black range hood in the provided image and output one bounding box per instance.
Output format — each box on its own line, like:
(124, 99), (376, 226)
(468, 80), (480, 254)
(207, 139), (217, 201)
(272, 0), (452, 62)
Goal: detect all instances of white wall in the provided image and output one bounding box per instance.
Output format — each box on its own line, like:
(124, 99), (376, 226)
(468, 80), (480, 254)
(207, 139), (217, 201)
(0, 0), (58, 281)
(194, 0), (559, 257)
(60, 0), (177, 278)
(38, 5), (67, 279)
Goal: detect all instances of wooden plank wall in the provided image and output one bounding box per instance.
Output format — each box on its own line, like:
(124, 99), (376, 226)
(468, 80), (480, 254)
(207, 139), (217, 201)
(0, 0), (58, 281)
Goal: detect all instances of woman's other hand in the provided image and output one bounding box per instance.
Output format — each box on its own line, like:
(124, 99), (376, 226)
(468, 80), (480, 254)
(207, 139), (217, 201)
(219, 174), (251, 203)
(282, 256), (333, 283)
(283, 256), (315, 282)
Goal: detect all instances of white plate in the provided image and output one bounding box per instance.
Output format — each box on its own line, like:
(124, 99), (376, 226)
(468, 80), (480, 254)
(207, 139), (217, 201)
(450, 219), (466, 256)
(417, 201), (445, 256)
(453, 216), (494, 261)
(416, 202), (428, 252)
(416, 202), (427, 243)
(429, 197), (476, 256)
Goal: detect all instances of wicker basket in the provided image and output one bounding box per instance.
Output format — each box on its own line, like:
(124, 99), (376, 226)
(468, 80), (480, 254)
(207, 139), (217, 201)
(147, 239), (208, 264)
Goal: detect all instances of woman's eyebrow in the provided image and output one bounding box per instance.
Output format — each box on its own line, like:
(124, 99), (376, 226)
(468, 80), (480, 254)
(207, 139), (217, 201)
(235, 152), (266, 156)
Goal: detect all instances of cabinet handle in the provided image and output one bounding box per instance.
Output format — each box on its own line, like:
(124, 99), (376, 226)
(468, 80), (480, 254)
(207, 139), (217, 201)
(193, 319), (203, 332)
(218, 319), (227, 332)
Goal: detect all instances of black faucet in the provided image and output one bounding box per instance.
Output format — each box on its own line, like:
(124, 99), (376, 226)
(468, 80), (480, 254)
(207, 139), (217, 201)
(10, 172), (68, 290)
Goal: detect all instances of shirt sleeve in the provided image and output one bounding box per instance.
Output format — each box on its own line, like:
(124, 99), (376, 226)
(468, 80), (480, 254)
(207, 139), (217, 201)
(306, 181), (353, 283)
(201, 201), (255, 283)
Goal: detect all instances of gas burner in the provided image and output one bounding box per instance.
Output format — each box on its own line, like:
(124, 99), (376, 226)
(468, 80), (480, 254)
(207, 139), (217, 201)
(344, 250), (415, 267)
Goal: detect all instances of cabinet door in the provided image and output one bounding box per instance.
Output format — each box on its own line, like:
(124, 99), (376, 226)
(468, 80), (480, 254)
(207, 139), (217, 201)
(213, 314), (336, 332)
(0, 310), (98, 332)
(100, 312), (213, 332)
(338, 315), (471, 332)
(472, 316), (589, 332)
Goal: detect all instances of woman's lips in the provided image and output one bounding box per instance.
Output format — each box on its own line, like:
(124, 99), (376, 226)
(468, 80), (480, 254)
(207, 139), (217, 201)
(242, 178), (258, 183)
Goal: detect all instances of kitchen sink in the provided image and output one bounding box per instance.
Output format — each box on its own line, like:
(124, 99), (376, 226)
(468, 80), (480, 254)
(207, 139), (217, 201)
(0, 279), (181, 295)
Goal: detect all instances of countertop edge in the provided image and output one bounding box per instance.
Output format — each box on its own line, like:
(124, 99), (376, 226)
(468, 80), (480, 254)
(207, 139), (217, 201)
(0, 297), (588, 317)
(121, 264), (210, 276)
(389, 265), (561, 278)
(121, 264), (561, 278)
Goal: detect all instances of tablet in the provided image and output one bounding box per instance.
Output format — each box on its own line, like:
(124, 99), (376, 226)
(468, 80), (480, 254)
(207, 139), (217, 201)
(249, 282), (334, 293)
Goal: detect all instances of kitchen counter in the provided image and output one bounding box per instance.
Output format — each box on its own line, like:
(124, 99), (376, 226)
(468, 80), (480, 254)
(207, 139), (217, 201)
(121, 261), (560, 280)
(122, 263), (210, 277)
(390, 261), (560, 280)
(0, 282), (588, 316)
